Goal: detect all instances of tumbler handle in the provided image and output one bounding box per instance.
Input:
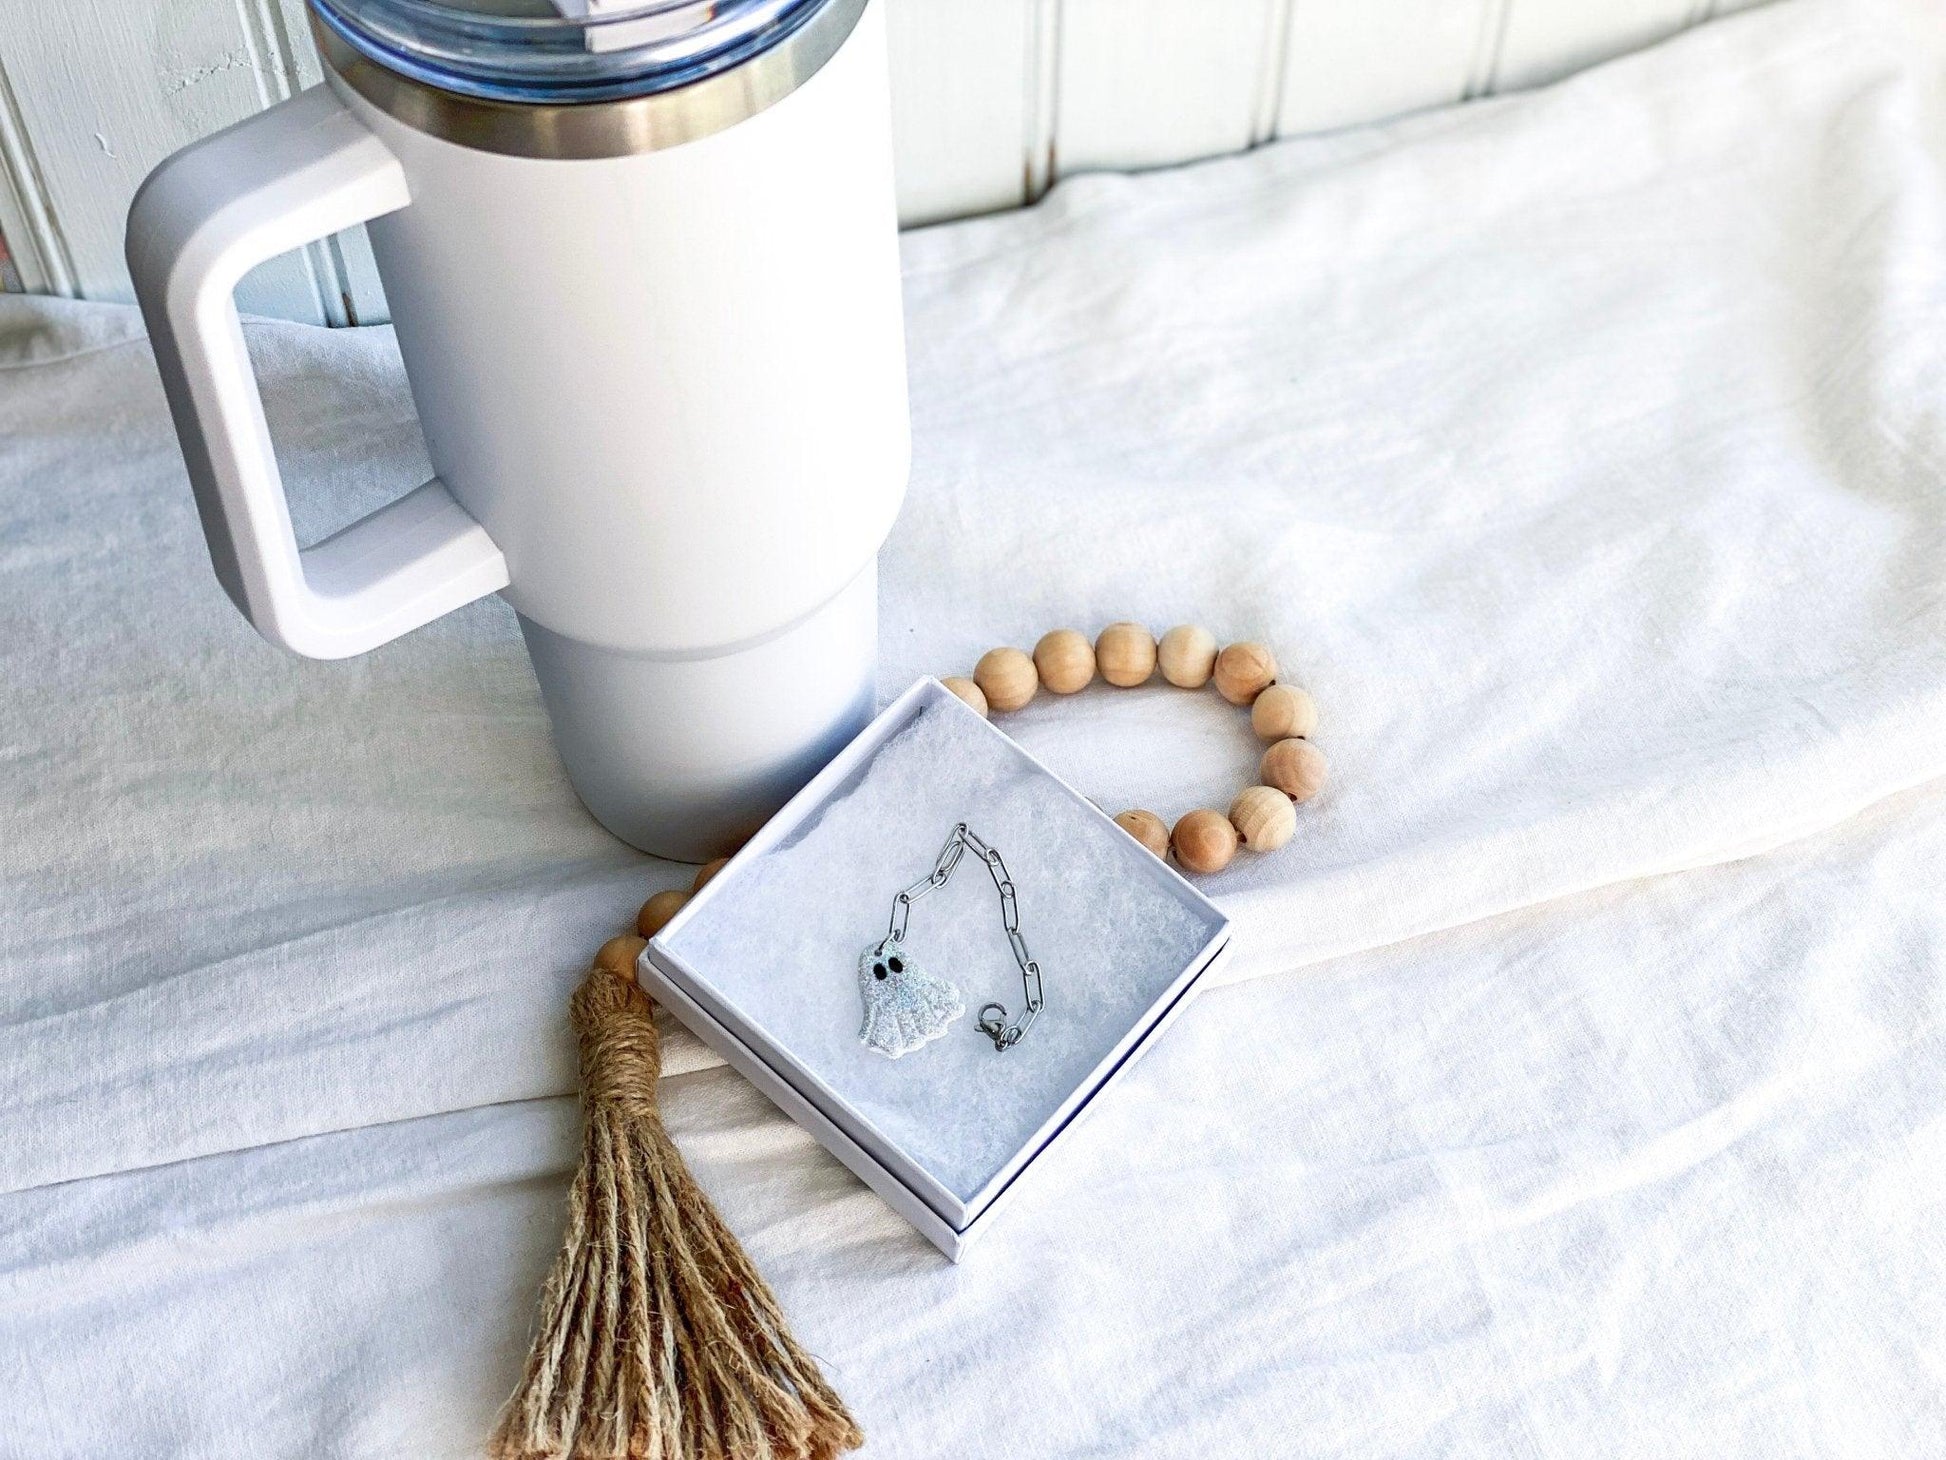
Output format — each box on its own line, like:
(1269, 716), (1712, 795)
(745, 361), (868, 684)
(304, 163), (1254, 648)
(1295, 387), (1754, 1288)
(126, 85), (508, 660)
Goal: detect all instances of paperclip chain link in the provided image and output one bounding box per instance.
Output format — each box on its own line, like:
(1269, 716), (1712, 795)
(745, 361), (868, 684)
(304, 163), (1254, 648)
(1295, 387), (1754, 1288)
(884, 823), (1042, 1051)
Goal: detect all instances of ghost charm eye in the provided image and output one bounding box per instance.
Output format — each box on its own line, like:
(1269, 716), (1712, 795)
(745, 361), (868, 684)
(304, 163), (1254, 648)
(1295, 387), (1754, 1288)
(857, 822), (1045, 1058)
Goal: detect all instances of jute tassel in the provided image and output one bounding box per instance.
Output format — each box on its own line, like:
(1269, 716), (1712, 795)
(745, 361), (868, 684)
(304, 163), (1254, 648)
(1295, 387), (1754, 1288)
(491, 934), (864, 1460)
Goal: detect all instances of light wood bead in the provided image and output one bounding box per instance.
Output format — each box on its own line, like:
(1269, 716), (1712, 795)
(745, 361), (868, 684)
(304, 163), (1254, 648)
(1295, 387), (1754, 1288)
(692, 857), (730, 893)
(635, 889), (690, 938)
(1261, 737), (1329, 802)
(1034, 629), (1097, 695)
(1157, 624), (1218, 688)
(936, 628), (1326, 874)
(1251, 683), (1317, 741)
(1096, 622), (1157, 687)
(1114, 808), (1171, 859)
(1229, 785), (1297, 851)
(597, 933), (649, 978)
(942, 675), (988, 716)
(974, 647), (1039, 713)
(1171, 809), (1238, 875)
(1213, 641), (1278, 705)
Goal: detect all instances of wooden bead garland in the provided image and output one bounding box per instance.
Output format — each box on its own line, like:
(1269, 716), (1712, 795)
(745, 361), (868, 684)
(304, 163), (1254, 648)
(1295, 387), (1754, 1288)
(1158, 624), (1217, 688)
(1095, 622), (1158, 687)
(941, 675), (987, 715)
(1261, 737), (1328, 802)
(1113, 808), (1171, 859)
(944, 624), (1328, 876)
(634, 853), (735, 937)
(973, 646), (1038, 713)
(637, 888), (689, 937)
(1229, 785), (1297, 851)
(1171, 809), (1238, 875)
(1251, 682), (1317, 741)
(1213, 641), (1278, 706)
(1034, 629), (1097, 694)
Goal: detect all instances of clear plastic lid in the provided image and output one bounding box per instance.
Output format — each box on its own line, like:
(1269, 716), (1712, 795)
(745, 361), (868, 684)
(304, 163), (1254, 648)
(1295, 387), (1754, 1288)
(310, 0), (833, 104)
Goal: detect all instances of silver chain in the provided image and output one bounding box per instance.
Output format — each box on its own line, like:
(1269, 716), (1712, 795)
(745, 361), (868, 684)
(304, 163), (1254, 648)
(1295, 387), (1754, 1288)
(884, 822), (1043, 1051)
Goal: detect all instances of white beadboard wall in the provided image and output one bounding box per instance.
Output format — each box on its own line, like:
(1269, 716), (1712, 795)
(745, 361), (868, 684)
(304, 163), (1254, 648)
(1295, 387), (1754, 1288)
(0, 0), (1767, 325)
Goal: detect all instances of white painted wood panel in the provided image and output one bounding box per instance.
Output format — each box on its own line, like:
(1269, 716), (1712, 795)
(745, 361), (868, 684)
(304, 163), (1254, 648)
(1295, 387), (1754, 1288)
(1054, 0), (1286, 174)
(270, 0), (389, 323)
(884, 0), (1032, 225)
(0, 56), (75, 296)
(1276, 0), (1498, 136)
(0, 0), (1772, 322)
(0, 0), (344, 322)
(1493, 0), (1710, 93)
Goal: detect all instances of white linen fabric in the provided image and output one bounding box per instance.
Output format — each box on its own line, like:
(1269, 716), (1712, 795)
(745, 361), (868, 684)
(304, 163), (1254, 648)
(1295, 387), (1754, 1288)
(6, 782), (1945, 1457)
(2, 0), (1944, 1452)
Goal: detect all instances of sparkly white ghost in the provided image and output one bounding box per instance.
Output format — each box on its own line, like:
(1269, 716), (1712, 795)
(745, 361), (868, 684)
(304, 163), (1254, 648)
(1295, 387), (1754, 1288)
(857, 938), (963, 1058)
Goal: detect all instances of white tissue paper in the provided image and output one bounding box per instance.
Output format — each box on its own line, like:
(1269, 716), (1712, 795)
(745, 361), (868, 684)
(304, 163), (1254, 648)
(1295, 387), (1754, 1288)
(645, 678), (1229, 1256)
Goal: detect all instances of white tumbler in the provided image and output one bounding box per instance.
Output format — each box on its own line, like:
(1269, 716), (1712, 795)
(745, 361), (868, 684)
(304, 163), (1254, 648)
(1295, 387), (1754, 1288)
(126, 0), (908, 860)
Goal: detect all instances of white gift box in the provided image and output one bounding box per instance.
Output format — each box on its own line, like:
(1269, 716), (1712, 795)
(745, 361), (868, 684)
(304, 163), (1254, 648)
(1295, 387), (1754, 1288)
(638, 677), (1231, 1259)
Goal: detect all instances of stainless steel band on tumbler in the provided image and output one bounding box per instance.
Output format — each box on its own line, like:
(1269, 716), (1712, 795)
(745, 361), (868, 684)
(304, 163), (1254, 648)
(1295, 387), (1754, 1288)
(310, 0), (869, 160)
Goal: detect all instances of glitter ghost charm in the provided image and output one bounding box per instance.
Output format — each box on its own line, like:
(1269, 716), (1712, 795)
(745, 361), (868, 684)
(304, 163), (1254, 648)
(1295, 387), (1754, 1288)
(859, 823), (1046, 1058)
(857, 938), (964, 1059)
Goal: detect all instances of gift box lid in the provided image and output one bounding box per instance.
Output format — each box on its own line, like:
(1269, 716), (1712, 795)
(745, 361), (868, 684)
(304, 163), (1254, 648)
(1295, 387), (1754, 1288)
(642, 676), (1230, 1253)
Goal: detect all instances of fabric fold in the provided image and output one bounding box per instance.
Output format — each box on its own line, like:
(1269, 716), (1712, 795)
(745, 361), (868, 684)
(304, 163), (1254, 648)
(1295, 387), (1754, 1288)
(6, 773), (1946, 1455)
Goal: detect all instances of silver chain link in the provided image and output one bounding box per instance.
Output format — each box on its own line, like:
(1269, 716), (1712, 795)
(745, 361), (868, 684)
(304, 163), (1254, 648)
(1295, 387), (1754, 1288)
(884, 822), (1042, 1051)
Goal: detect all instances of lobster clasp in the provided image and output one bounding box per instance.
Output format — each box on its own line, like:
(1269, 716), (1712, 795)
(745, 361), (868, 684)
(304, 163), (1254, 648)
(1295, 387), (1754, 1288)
(976, 1002), (1016, 1051)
